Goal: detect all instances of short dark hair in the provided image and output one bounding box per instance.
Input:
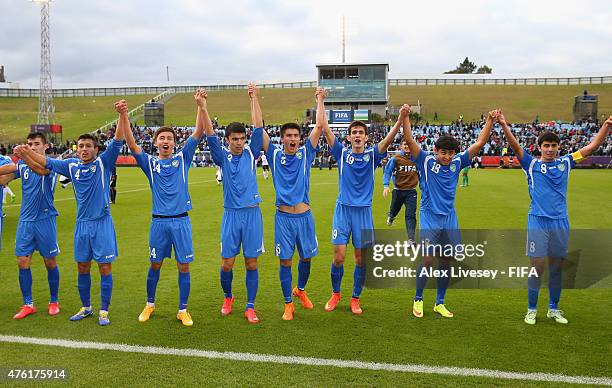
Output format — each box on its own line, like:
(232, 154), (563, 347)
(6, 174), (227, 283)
(154, 126), (177, 141)
(537, 131), (560, 146)
(225, 122), (246, 138)
(434, 135), (460, 153)
(348, 120), (368, 134)
(27, 132), (47, 144)
(280, 123), (301, 137)
(77, 133), (98, 148)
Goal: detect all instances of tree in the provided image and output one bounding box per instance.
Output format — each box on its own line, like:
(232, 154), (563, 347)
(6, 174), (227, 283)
(476, 65), (493, 74)
(445, 57), (477, 74)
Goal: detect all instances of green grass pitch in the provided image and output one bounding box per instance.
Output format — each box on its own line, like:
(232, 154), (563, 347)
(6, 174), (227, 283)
(0, 168), (610, 386)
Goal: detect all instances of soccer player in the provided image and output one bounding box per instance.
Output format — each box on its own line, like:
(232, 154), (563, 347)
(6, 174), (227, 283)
(258, 86), (325, 320)
(215, 166), (222, 185)
(382, 140), (419, 241)
(261, 152), (270, 179)
(460, 165), (470, 187)
(323, 105), (408, 314)
(2, 183), (16, 204)
(118, 92), (208, 327)
(14, 122), (125, 326)
(110, 166), (117, 203)
(403, 109), (497, 318)
(207, 82), (264, 324)
(499, 112), (612, 325)
(0, 133), (61, 319)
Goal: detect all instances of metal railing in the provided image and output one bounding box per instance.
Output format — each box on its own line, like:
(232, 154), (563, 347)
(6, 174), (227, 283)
(2, 76), (610, 98)
(0, 81), (317, 97)
(97, 89), (176, 133)
(388, 76), (612, 86)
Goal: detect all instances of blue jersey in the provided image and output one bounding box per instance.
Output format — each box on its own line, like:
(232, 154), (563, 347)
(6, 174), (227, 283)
(14, 160), (59, 221)
(0, 155), (13, 215)
(330, 137), (386, 207)
(133, 136), (199, 216)
(519, 150), (577, 219)
(46, 139), (122, 221)
(413, 149), (470, 215)
(208, 127), (263, 209)
(266, 140), (318, 207)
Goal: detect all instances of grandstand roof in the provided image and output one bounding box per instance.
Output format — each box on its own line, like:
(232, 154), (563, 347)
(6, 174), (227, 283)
(316, 62), (389, 68)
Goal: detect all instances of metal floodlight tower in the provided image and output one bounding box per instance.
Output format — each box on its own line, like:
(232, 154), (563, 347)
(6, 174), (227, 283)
(32, 0), (55, 125)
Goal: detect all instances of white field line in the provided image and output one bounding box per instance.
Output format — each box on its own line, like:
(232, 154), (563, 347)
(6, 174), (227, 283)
(0, 335), (610, 385)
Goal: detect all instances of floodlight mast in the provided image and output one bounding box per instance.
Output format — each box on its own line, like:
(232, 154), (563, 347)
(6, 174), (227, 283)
(32, 0), (55, 125)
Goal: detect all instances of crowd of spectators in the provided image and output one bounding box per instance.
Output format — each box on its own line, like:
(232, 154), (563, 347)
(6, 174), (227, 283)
(1, 119), (610, 162)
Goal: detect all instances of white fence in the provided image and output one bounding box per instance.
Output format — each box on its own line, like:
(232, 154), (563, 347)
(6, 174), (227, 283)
(1, 76), (611, 98)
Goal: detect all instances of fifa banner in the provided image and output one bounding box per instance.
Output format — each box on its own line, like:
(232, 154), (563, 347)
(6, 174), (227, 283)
(325, 109), (371, 124)
(362, 230), (612, 289)
(30, 124), (51, 133)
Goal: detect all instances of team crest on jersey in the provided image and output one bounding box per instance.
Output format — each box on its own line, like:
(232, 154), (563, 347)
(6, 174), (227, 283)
(172, 159), (179, 168)
(363, 154), (370, 162)
(450, 164), (457, 172)
(296, 152), (303, 159)
(558, 163), (566, 172)
(227, 154), (232, 161)
(89, 165), (97, 173)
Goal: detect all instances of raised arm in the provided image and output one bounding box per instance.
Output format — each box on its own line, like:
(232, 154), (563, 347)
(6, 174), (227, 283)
(399, 105), (421, 159)
(194, 89), (213, 139)
(467, 110), (498, 159)
(578, 116), (612, 158)
(13, 145), (49, 175)
(310, 87), (327, 148)
(115, 100), (141, 154)
(498, 111), (524, 159)
(378, 108), (403, 154)
(248, 83), (270, 152)
(113, 105), (125, 141)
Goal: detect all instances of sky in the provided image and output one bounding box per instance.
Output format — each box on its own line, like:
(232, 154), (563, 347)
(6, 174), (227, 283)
(1, 0), (611, 87)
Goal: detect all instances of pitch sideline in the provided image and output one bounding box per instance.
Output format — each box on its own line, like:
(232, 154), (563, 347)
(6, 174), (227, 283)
(0, 335), (610, 385)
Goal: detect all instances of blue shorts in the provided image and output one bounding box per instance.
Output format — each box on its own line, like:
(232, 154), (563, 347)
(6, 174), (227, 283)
(331, 203), (374, 249)
(149, 216), (194, 263)
(419, 209), (461, 256)
(74, 216), (118, 263)
(15, 217), (60, 258)
(275, 209), (319, 260)
(221, 207), (264, 259)
(526, 215), (569, 258)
